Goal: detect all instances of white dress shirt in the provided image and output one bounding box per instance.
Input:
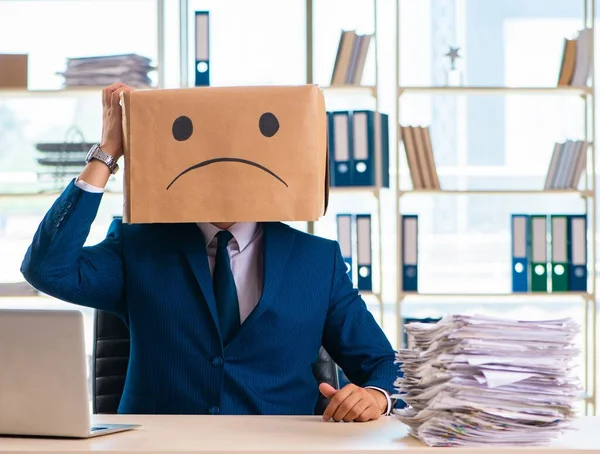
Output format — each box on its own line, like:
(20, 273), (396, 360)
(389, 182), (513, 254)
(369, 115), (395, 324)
(196, 221), (263, 324)
(74, 178), (392, 414)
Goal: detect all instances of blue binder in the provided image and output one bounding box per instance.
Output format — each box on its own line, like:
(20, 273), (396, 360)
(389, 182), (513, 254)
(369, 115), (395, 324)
(401, 214), (418, 292)
(511, 214), (529, 292)
(327, 112), (336, 186)
(567, 214), (587, 291)
(355, 214), (372, 291)
(194, 11), (210, 86)
(330, 111), (353, 186)
(336, 214), (353, 283)
(351, 110), (374, 186)
(350, 110), (390, 188)
(380, 113), (390, 188)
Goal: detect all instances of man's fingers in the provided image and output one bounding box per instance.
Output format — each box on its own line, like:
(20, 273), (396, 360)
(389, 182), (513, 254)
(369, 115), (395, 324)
(102, 83), (125, 108)
(102, 88), (110, 108)
(318, 382), (336, 399)
(322, 399), (338, 421)
(331, 392), (360, 422)
(110, 89), (120, 106)
(111, 86), (135, 107)
(356, 405), (380, 422)
(322, 384), (357, 421)
(107, 82), (125, 92)
(322, 385), (385, 423)
(111, 86), (134, 105)
(336, 387), (372, 422)
(343, 398), (370, 422)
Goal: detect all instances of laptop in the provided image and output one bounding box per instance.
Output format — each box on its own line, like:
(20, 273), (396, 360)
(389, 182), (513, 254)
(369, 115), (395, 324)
(0, 309), (140, 438)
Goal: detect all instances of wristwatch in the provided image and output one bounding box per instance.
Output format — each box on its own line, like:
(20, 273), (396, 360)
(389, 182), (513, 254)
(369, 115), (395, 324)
(86, 144), (120, 174)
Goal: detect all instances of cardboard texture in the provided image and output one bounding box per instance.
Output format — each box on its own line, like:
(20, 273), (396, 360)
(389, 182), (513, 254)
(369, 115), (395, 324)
(121, 85), (328, 224)
(0, 54), (28, 88)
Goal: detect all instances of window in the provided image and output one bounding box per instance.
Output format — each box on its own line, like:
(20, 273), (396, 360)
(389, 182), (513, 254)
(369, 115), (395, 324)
(0, 1), (596, 407)
(397, 0), (592, 411)
(0, 0), (159, 376)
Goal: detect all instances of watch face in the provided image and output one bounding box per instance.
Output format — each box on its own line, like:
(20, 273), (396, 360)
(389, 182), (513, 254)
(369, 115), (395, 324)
(85, 146), (97, 163)
(85, 145), (117, 174)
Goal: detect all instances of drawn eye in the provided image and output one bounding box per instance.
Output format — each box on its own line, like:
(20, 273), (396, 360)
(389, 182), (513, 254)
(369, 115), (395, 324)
(172, 116), (194, 141)
(259, 112), (279, 138)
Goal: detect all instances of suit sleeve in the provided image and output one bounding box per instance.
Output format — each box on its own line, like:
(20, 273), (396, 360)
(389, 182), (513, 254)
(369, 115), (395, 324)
(20, 180), (125, 316)
(322, 241), (399, 396)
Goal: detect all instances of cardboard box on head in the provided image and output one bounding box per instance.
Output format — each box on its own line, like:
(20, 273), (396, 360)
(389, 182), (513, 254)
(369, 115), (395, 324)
(121, 85), (329, 224)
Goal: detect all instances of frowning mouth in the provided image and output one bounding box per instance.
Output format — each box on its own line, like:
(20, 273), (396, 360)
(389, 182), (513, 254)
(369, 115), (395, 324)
(166, 157), (289, 190)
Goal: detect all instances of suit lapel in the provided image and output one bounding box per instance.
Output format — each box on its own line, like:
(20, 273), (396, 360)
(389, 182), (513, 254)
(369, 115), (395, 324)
(175, 223), (221, 338)
(230, 222), (295, 341)
(260, 222), (295, 312)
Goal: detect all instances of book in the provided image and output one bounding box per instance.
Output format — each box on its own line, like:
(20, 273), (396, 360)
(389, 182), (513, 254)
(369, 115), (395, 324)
(330, 30), (373, 86)
(544, 140), (587, 190)
(557, 28), (593, 87)
(400, 125), (440, 190)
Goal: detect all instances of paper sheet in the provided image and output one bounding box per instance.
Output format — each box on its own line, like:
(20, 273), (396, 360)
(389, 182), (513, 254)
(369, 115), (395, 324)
(393, 314), (582, 447)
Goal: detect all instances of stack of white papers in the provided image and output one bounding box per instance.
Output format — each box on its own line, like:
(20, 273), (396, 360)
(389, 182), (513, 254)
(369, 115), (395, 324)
(59, 54), (155, 88)
(393, 315), (582, 447)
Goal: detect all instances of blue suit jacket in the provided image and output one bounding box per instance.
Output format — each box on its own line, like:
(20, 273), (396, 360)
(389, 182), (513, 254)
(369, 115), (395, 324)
(21, 181), (399, 415)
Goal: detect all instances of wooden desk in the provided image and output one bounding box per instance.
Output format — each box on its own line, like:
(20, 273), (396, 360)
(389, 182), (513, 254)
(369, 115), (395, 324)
(0, 415), (598, 454)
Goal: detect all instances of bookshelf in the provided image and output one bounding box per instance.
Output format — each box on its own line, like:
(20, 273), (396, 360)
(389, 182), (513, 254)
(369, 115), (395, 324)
(305, 0), (386, 327)
(0, 0), (165, 197)
(394, 0), (597, 415)
(321, 85), (378, 96)
(400, 189), (593, 196)
(398, 86), (592, 96)
(399, 292), (593, 300)
(0, 88), (105, 98)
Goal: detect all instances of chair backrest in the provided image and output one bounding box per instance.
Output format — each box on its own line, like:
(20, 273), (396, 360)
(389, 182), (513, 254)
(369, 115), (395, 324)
(92, 311), (130, 414)
(92, 310), (339, 415)
(311, 346), (340, 415)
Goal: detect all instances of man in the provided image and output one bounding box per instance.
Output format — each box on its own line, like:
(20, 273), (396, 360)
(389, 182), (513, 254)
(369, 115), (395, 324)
(21, 83), (399, 422)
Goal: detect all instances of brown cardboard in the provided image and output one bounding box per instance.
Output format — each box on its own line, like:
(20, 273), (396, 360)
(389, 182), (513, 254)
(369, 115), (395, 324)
(0, 54), (28, 88)
(121, 85), (328, 224)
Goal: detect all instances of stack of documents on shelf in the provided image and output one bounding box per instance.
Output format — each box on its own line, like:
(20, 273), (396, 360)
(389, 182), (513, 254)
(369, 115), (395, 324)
(394, 315), (582, 447)
(59, 53), (154, 88)
(544, 140), (588, 190)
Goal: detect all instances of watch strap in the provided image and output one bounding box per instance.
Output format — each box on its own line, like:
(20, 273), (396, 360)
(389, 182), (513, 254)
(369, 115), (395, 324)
(87, 144), (119, 174)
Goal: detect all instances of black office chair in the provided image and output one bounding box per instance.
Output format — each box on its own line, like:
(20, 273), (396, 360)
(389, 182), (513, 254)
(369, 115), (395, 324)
(92, 310), (339, 415)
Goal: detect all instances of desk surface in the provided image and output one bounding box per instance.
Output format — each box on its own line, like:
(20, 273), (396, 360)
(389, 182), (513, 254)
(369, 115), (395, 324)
(0, 415), (598, 454)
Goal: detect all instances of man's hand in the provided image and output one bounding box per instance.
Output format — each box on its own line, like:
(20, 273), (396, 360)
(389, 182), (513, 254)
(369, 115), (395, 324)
(319, 383), (387, 422)
(79, 83), (135, 189)
(100, 82), (135, 160)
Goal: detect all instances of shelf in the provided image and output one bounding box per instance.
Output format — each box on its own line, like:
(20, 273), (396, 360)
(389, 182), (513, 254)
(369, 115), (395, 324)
(0, 87), (105, 98)
(320, 85), (376, 97)
(0, 85), (375, 98)
(360, 290), (382, 298)
(0, 187), (123, 198)
(398, 189), (593, 197)
(398, 85), (592, 96)
(399, 292), (593, 300)
(330, 186), (386, 196)
(403, 168), (554, 177)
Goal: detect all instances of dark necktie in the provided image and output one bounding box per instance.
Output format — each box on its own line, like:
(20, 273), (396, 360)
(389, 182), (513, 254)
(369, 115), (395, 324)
(213, 230), (240, 345)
